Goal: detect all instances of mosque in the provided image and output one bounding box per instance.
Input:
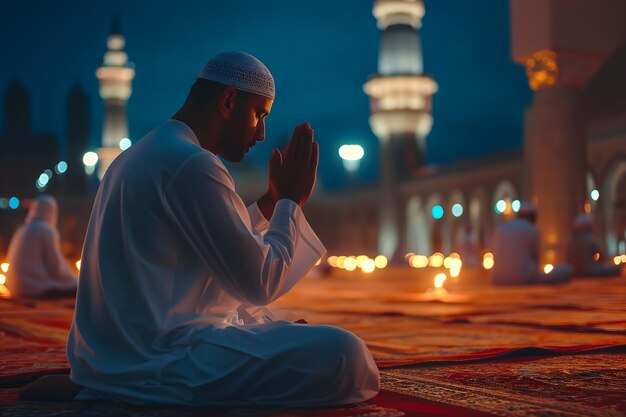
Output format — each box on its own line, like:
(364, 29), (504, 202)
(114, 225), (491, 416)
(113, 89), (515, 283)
(0, 0), (625, 268)
(304, 0), (626, 266)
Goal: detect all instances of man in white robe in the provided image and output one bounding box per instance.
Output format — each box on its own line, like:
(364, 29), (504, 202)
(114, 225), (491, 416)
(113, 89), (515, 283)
(491, 202), (572, 285)
(63, 52), (379, 407)
(566, 214), (622, 277)
(5, 195), (77, 298)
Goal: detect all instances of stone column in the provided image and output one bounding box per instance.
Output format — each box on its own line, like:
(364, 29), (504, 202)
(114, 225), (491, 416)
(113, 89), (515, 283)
(524, 79), (587, 263)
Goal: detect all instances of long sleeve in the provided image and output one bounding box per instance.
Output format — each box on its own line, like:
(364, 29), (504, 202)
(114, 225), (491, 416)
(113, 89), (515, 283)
(163, 153), (325, 306)
(247, 202), (269, 234)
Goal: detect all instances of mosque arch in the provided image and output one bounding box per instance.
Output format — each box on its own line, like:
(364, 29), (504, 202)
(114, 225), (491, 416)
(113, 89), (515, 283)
(405, 196), (429, 255)
(491, 179), (518, 223)
(468, 187), (490, 249)
(603, 157), (626, 255)
(447, 190), (467, 253)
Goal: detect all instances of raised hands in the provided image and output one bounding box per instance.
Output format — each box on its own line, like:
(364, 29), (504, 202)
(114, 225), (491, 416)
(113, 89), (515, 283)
(268, 122), (319, 207)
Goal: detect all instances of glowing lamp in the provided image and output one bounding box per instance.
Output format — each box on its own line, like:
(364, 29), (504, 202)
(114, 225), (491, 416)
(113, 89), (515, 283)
(76, 260), (81, 271)
(355, 255), (369, 267)
(8, 197), (20, 210)
(0, 274), (5, 285)
(451, 203), (463, 217)
(431, 205), (444, 219)
(511, 200), (521, 213)
(614, 256), (622, 266)
(338, 145), (364, 174)
(83, 152), (99, 167)
(495, 200), (507, 214)
(343, 257), (357, 271)
(593, 253), (600, 262)
(374, 255), (388, 269)
(119, 138), (132, 151)
(0, 263), (8, 273)
(450, 259), (462, 278)
(55, 161), (68, 174)
(544, 264), (554, 274)
(482, 252), (494, 270)
(590, 189), (599, 202)
(327, 256), (338, 267)
(360, 259), (376, 273)
(428, 253), (444, 268)
(411, 255), (428, 268)
(434, 273), (447, 289)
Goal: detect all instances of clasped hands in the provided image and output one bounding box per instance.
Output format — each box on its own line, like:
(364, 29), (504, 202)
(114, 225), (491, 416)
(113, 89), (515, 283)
(268, 122), (319, 208)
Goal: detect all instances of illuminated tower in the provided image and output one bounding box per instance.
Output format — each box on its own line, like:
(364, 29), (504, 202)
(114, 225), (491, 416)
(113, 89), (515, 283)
(96, 17), (134, 179)
(364, 0), (437, 258)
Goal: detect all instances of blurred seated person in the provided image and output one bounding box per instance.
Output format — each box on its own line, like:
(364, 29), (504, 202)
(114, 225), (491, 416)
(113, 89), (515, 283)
(566, 214), (622, 278)
(491, 202), (572, 285)
(5, 195), (77, 298)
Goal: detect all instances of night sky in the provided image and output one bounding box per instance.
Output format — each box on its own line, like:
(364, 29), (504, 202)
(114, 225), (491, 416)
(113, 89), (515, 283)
(1, 0), (533, 190)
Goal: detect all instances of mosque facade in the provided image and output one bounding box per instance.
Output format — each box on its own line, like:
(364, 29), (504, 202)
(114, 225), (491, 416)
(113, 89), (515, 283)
(1, 1), (625, 267)
(304, 0), (626, 264)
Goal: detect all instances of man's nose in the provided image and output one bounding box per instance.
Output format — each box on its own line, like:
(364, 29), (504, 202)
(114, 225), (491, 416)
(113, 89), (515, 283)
(255, 119), (265, 142)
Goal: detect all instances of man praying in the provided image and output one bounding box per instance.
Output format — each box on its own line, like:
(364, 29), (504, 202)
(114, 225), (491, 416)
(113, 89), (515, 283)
(63, 51), (379, 407)
(5, 195), (77, 298)
(491, 202), (572, 285)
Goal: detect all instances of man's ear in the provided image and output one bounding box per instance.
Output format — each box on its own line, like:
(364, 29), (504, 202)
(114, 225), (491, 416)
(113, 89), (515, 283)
(218, 87), (238, 119)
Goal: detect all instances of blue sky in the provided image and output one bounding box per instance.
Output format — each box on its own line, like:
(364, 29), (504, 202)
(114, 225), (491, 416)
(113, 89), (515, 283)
(0, 0), (533, 190)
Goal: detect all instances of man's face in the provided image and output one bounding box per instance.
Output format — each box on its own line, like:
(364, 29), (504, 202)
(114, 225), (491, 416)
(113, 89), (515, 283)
(220, 91), (273, 162)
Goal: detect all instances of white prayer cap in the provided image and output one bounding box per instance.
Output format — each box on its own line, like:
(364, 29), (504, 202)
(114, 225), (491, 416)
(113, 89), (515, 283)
(518, 201), (537, 216)
(198, 51), (275, 99)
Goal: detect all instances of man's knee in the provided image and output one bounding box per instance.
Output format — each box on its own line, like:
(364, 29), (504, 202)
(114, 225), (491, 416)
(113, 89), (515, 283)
(310, 326), (378, 379)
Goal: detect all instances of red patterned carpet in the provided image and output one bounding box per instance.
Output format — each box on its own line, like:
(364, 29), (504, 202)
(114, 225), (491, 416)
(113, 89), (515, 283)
(1, 268), (625, 416)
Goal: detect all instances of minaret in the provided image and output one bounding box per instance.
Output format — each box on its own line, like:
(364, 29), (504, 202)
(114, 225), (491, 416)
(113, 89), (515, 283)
(364, 0), (437, 258)
(96, 17), (134, 179)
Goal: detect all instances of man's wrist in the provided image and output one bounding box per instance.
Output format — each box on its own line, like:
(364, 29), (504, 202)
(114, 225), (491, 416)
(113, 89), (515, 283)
(257, 192), (278, 221)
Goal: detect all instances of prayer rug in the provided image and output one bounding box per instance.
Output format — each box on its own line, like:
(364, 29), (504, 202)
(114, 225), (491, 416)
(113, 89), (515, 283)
(1, 271), (625, 416)
(381, 351), (626, 417)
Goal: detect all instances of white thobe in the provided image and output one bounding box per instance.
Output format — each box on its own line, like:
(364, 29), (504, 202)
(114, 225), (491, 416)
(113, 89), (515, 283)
(5, 199), (77, 297)
(67, 119), (379, 407)
(491, 218), (571, 285)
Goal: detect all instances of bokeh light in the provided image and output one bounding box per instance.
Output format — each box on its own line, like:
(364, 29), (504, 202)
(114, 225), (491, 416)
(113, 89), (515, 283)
(431, 205), (444, 219)
(119, 138), (132, 150)
(374, 255), (388, 269)
(434, 273), (447, 288)
(83, 151), (99, 167)
(55, 161), (68, 174)
(451, 203), (463, 217)
(338, 144), (364, 161)
(8, 197), (20, 210)
(360, 259), (375, 273)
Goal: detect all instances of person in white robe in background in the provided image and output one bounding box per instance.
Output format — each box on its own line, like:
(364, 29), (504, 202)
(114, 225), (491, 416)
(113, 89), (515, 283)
(566, 214), (622, 277)
(491, 202), (572, 285)
(63, 51), (379, 407)
(5, 195), (77, 297)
